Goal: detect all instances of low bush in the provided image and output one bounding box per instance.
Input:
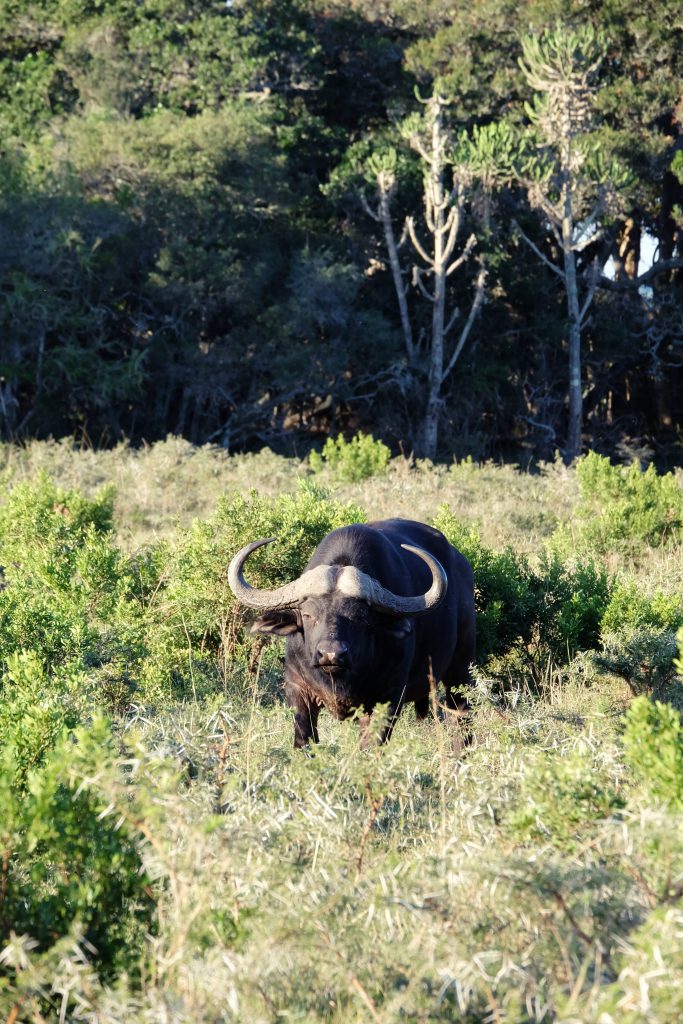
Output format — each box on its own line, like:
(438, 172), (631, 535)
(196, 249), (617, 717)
(553, 451), (683, 555)
(433, 504), (612, 676)
(601, 580), (683, 634)
(622, 695), (683, 808)
(510, 748), (625, 847)
(309, 431), (391, 482)
(597, 627), (680, 696)
(0, 652), (86, 790)
(595, 582), (683, 695)
(0, 474), (149, 703)
(0, 716), (157, 988)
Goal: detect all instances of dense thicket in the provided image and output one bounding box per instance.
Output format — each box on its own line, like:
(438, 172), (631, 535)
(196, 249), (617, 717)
(1, 0), (681, 461)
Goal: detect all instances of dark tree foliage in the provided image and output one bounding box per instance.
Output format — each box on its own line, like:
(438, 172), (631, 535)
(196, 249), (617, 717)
(0, 0), (681, 460)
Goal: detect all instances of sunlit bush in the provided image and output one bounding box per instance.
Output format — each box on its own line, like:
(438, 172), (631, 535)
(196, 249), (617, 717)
(623, 696), (683, 808)
(433, 504), (611, 675)
(309, 431), (391, 482)
(553, 451), (683, 554)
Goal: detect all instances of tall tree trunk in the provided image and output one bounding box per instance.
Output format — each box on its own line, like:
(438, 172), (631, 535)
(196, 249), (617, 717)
(377, 187), (415, 364)
(562, 162), (582, 465)
(417, 106), (447, 460)
(614, 217), (641, 281)
(564, 254), (583, 464)
(368, 96), (485, 462)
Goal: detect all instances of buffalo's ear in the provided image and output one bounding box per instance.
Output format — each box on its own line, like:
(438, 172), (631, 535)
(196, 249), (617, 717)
(381, 616), (413, 640)
(250, 609), (301, 636)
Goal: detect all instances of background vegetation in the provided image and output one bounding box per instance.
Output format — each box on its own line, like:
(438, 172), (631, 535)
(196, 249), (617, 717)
(0, 439), (682, 1022)
(1, 0), (682, 462)
(2, 1), (683, 1019)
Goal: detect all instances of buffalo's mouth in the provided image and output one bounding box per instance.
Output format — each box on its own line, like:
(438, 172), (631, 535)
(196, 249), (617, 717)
(320, 663), (348, 676)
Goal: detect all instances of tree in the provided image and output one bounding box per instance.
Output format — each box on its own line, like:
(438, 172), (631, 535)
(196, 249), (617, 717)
(509, 25), (630, 464)
(362, 94), (487, 460)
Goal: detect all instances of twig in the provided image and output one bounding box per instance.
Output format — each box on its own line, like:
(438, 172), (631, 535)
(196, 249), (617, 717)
(320, 931), (382, 1023)
(355, 783), (385, 880)
(551, 890), (594, 947)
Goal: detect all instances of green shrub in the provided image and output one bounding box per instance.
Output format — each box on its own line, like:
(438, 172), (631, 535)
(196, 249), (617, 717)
(309, 431), (391, 482)
(0, 652), (86, 790)
(622, 695), (683, 808)
(0, 475), (149, 698)
(597, 627), (680, 696)
(0, 717), (156, 980)
(140, 481), (366, 701)
(601, 580), (683, 634)
(433, 504), (612, 674)
(532, 552), (612, 665)
(595, 582), (683, 695)
(433, 505), (537, 664)
(553, 451), (683, 554)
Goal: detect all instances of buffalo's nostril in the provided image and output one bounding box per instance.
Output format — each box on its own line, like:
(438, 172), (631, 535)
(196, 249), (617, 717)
(316, 641), (349, 667)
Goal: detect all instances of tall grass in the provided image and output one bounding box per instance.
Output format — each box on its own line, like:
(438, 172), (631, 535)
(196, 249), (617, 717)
(0, 440), (681, 1023)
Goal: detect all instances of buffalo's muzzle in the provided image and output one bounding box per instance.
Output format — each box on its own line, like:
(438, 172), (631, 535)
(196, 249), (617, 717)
(315, 640), (350, 670)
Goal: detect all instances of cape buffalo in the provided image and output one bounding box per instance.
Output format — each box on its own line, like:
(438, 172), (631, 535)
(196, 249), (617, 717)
(228, 518), (476, 747)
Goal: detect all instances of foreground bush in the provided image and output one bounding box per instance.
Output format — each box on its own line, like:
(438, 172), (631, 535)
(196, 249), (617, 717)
(0, 715), (156, 991)
(623, 696), (683, 809)
(0, 474), (149, 703)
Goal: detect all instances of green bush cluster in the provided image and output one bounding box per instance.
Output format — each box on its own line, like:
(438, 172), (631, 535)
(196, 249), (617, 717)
(596, 582), (683, 695)
(309, 431), (391, 482)
(622, 696), (683, 809)
(0, 473), (149, 700)
(510, 749), (625, 847)
(553, 451), (683, 554)
(140, 481), (366, 701)
(0, 658), (156, 985)
(433, 504), (612, 675)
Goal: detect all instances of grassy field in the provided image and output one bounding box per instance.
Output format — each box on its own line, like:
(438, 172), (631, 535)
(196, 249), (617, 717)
(1, 439), (682, 1023)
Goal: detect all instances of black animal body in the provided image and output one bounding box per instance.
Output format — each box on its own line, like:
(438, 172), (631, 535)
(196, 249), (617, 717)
(228, 519), (476, 747)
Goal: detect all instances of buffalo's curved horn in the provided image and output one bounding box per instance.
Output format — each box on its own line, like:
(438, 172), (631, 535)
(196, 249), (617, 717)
(228, 538), (448, 616)
(336, 544), (447, 617)
(228, 539), (347, 610)
(229, 538), (300, 609)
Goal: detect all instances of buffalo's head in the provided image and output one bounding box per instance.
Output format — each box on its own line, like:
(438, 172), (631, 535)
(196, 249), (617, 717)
(227, 538), (448, 699)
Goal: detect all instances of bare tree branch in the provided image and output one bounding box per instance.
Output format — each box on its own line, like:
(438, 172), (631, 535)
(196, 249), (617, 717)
(359, 193), (381, 223)
(513, 219), (565, 279)
(597, 257), (683, 291)
(412, 265), (435, 302)
(446, 233), (477, 276)
(442, 267), (487, 381)
(406, 216), (434, 266)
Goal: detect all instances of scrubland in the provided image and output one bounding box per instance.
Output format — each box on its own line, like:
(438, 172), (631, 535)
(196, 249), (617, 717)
(0, 438), (682, 1023)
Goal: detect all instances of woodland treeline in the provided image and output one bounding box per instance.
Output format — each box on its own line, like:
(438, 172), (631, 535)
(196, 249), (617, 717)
(0, 0), (681, 462)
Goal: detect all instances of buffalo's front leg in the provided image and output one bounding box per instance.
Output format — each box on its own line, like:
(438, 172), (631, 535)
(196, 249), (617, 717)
(358, 701), (401, 749)
(285, 676), (320, 748)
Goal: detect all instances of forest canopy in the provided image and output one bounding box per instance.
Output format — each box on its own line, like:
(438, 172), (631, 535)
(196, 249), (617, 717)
(0, 0), (681, 462)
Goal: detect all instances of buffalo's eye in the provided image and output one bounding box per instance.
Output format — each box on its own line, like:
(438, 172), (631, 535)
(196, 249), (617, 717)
(301, 611), (317, 625)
